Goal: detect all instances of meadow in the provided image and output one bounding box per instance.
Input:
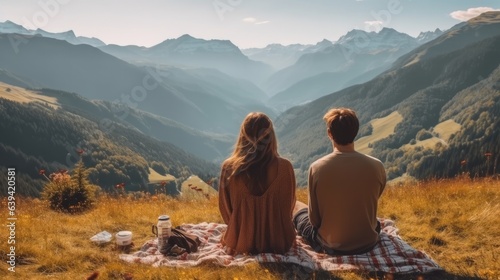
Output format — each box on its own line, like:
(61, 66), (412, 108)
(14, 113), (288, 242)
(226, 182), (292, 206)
(0, 176), (499, 279)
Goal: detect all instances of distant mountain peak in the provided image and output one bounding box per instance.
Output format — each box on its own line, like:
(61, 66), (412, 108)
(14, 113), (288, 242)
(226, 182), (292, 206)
(178, 34), (196, 40)
(36, 28), (76, 37)
(336, 27), (416, 51)
(379, 27), (401, 34)
(0, 20), (28, 34)
(3, 20), (22, 27)
(416, 28), (444, 44)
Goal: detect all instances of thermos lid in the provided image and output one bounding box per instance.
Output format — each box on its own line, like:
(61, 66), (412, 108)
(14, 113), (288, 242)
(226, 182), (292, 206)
(158, 215), (170, 221)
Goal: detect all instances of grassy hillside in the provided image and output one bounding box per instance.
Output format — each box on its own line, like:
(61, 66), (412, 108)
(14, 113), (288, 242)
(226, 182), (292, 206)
(0, 177), (498, 279)
(0, 89), (219, 197)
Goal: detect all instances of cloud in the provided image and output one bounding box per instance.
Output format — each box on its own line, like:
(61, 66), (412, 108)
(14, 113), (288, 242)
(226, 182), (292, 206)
(450, 7), (500, 21)
(255, 20), (270, 25)
(242, 17), (270, 25)
(242, 17), (257, 23)
(364, 20), (383, 32)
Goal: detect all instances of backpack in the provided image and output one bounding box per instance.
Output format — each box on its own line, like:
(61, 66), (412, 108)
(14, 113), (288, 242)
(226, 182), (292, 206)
(160, 227), (201, 256)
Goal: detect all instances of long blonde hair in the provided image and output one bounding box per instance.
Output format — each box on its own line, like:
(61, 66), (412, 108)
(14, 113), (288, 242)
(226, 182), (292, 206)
(224, 112), (278, 195)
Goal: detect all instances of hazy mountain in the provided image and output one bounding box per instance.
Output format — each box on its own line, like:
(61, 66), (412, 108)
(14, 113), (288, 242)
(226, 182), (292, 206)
(0, 83), (220, 197)
(242, 40), (334, 70)
(337, 27), (416, 51)
(0, 20), (105, 47)
(29, 87), (234, 162)
(416, 28), (443, 44)
(100, 34), (274, 84)
(266, 28), (419, 108)
(275, 12), (500, 185)
(0, 68), (34, 88)
(263, 28), (419, 98)
(0, 34), (274, 133)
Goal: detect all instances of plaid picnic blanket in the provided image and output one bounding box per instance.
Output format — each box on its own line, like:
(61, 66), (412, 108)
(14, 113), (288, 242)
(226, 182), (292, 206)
(119, 219), (441, 274)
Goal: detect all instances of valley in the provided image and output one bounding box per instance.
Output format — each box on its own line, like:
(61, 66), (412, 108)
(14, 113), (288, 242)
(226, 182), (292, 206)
(0, 11), (499, 194)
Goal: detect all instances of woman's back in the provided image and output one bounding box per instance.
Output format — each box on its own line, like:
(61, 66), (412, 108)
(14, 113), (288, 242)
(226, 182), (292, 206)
(219, 157), (296, 254)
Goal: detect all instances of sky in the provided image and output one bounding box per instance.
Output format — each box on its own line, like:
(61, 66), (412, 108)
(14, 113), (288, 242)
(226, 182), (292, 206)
(1, 0), (499, 49)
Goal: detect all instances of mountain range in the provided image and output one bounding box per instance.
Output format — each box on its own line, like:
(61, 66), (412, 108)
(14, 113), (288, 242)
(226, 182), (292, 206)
(275, 11), (500, 185)
(0, 12), (498, 192)
(265, 28), (443, 109)
(0, 20), (105, 47)
(99, 34), (273, 85)
(0, 33), (273, 134)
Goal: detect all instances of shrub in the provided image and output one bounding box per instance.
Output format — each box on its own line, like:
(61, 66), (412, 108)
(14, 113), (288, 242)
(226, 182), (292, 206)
(416, 129), (433, 141)
(42, 160), (98, 213)
(151, 161), (168, 175)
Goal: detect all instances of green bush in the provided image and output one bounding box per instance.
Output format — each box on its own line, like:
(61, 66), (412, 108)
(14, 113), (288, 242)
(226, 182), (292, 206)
(42, 160), (98, 213)
(151, 161), (168, 175)
(416, 129), (434, 141)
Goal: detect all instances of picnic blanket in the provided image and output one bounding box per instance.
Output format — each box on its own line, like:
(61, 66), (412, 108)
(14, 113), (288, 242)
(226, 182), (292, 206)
(120, 219), (441, 274)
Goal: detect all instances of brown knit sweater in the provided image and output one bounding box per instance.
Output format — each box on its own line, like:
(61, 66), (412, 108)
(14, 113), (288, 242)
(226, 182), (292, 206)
(219, 157), (296, 254)
(309, 151), (386, 253)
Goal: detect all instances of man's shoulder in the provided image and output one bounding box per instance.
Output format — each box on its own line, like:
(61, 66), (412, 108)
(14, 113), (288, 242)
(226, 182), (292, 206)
(357, 152), (383, 163)
(310, 153), (335, 172)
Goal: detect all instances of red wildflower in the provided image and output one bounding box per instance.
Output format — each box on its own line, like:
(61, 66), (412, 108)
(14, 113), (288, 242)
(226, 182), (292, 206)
(39, 169), (46, 175)
(76, 149), (84, 155)
(160, 181), (167, 187)
(460, 160), (467, 166)
(485, 152), (492, 157)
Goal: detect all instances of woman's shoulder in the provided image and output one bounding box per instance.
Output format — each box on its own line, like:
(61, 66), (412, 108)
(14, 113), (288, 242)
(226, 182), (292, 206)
(277, 156), (292, 166)
(277, 156), (294, 174)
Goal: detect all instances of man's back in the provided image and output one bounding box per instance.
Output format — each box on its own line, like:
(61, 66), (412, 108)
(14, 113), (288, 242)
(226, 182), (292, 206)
(308, 151), (386, 253)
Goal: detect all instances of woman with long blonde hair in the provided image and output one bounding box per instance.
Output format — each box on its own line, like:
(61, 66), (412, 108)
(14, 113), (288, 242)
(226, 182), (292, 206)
(219, 112), (296, 254)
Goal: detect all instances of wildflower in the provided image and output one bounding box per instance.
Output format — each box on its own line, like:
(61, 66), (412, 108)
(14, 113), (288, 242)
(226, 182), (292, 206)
(39, 169), (46, 175)
(460, 160), (467, 166)
(485, 152), (492, 157)
(76, 149), (84, 155)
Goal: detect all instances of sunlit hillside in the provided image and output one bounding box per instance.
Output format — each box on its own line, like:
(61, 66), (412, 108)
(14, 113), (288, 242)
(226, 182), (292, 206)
(0, 82), (59, 109)
(0, 177), (498, 280)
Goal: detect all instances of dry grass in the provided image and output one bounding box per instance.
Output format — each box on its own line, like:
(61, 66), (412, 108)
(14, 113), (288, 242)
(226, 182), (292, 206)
(403, 119), (462, 151)
(433, 119), (461, 142)
(0, 82), (60, 109)
(0, 177), (499, 279)
(147, 168), (176, 184)
(356, 111), (403, 155)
